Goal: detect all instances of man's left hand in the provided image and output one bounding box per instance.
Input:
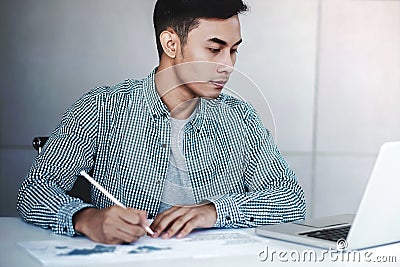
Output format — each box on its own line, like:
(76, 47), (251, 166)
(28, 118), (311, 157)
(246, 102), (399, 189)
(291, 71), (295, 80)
(150, 203), (217, 239)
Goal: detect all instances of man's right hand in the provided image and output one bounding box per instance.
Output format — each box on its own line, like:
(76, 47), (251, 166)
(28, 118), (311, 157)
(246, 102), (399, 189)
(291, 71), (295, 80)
(73, 206), (148, 244)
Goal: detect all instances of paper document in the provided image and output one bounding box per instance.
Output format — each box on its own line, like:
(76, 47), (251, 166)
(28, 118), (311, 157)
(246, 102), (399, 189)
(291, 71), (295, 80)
(19, 228), (265, 265)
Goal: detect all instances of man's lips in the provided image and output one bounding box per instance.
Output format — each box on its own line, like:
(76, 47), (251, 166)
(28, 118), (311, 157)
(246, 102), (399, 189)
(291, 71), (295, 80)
(210, 80), (227, 88)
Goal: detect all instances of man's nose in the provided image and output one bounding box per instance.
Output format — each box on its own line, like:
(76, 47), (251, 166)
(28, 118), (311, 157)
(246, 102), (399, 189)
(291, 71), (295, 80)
(217, 55), (234, 74)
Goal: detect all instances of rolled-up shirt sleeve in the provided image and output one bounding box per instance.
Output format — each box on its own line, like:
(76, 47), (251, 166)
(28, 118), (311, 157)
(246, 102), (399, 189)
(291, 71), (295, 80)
(17, 91), (99, 236)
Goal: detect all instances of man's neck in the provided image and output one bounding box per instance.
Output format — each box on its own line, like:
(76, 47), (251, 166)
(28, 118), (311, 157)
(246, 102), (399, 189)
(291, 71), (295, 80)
(155, 64), (199, 120)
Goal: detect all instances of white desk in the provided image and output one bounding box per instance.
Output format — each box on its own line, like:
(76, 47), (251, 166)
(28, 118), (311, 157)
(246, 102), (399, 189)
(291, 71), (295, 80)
(1, 217), (399, 267)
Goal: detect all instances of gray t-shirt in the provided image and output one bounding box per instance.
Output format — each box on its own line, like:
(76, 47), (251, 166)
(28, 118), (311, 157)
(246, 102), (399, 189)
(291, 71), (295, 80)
(158, 111), (196, 213)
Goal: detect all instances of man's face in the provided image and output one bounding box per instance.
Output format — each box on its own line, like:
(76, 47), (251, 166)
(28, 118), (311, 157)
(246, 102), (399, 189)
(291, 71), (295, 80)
(173, 15), (242, 99)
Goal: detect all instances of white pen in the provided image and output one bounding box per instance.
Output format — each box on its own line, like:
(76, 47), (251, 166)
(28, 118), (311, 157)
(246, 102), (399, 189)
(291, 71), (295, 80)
(79, 170), (154, 235)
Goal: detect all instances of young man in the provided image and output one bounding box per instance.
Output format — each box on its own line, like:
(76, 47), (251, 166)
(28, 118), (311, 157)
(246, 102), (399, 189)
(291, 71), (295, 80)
(17, 0), (306, 244)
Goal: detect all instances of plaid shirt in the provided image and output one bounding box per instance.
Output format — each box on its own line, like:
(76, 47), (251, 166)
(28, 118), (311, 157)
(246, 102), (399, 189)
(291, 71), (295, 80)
(17, 69), (306, 236)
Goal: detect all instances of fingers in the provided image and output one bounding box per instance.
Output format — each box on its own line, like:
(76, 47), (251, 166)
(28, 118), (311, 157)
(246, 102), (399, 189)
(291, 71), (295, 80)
(159, 210), (195, 239)
(113, 216), (146, 237)
(103, 227), (142, 244)
(117, 207), (147, 225)
(151, 204), (217, 239)
(151, 206), (179, 234)
(87, 206), (149, 244)
(116, 207), (148, 238)
(175, 219), (197, 239)
(150, 206), (185, 238)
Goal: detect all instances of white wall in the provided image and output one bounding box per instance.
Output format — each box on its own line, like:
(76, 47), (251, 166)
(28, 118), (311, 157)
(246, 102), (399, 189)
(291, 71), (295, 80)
(0, 0), (399, 217)
(314, 0), (400, 217)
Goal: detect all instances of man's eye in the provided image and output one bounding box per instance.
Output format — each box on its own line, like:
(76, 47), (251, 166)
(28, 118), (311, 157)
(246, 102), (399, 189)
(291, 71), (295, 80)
(209, 48), (221, 53)
(231, 49), (239, 54)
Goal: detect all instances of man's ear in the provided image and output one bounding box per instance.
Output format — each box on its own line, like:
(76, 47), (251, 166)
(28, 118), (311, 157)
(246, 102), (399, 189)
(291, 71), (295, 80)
(159, 29), (179, 59)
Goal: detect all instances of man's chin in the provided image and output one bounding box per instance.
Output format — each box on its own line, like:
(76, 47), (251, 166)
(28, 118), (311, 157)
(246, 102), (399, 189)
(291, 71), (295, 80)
(200, 93), (222, 100)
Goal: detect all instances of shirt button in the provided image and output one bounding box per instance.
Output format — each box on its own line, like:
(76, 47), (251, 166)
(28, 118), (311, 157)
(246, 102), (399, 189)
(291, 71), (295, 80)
(161, 144), (167, 148)
(225, 215), (231, 221)
(157, 179), (162, 184)
(148, 214), (154, 219)
(250, 217), (254, 222)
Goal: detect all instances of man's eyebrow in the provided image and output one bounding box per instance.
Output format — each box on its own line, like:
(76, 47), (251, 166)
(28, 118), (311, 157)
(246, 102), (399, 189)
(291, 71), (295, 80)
(207, 38), (243, 47)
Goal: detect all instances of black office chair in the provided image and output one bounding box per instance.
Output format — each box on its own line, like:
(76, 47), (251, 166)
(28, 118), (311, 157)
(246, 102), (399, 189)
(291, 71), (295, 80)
(32, 137), (92, 203)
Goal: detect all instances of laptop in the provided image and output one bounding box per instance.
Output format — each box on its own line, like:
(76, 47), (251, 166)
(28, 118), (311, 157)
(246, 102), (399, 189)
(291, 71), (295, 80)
(255, 141), (400, 250)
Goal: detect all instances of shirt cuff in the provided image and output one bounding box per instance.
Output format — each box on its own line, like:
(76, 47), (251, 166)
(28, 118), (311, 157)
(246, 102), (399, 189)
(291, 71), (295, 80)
(206, 195), (244, 228)
(56, 201), (94, 236)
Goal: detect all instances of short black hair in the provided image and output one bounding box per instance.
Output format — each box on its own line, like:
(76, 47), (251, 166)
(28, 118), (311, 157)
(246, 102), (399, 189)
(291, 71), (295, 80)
(153, 0), (249, 60)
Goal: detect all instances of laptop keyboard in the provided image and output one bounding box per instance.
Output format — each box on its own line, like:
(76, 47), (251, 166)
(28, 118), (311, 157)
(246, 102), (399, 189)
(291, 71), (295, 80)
(299, 225), (351, 242)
